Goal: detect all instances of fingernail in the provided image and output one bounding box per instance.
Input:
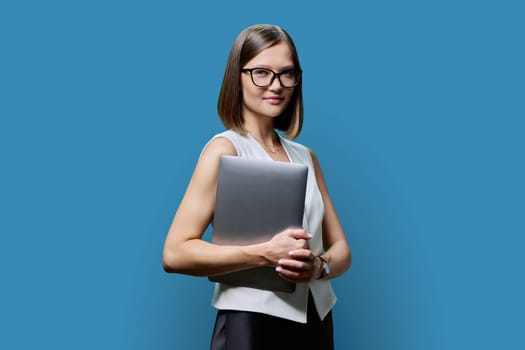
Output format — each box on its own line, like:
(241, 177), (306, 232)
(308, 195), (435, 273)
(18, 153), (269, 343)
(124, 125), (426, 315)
(276, 267), (282, 273)
(288, 250), (296, 256)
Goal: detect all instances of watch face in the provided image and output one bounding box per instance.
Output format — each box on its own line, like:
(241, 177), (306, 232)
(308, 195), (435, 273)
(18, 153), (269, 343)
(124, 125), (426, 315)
(323, 261), (330, 275)
(318, 255), (330, 278)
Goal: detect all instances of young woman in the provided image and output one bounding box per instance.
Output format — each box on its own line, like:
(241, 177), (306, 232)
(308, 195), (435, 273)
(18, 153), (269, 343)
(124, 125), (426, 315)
(162, 24), (352, 350)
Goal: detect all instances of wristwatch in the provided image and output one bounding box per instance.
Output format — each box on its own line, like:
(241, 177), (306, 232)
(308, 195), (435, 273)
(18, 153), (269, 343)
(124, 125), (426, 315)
(318, 255), (330, 279)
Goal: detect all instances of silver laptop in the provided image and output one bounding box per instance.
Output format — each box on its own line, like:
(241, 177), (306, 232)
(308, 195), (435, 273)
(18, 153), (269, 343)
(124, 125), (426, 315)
(208, 155), (308, 292)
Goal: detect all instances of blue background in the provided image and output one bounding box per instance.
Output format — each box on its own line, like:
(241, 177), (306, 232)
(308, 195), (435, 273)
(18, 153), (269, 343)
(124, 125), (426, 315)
(1, 1), (523, 349)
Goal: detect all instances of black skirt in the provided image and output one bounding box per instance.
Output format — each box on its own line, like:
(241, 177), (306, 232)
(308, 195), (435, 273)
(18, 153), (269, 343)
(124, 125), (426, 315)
(210, 292), (334, 350)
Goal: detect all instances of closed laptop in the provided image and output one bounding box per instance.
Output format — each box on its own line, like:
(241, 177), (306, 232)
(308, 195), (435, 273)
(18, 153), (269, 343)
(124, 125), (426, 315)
(208, 155), (308, 292)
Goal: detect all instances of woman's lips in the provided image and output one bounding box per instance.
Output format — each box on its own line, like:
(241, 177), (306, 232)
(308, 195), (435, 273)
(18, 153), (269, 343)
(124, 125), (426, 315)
(263, 96), (284, 104)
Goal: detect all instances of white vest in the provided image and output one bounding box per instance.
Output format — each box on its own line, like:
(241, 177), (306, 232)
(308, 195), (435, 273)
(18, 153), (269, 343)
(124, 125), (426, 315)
(205, 130), (337, 323)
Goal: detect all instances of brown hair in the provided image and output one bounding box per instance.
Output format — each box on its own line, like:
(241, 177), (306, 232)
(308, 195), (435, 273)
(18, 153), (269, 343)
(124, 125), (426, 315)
(217, 24), (303, 139)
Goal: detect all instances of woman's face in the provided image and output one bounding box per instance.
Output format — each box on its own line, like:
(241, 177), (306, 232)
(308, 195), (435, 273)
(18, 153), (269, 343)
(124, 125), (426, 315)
(240, 42), (296, 122)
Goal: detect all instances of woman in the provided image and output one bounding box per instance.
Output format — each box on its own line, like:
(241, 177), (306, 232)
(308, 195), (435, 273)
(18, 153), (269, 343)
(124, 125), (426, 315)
(162, 24), (352, 349)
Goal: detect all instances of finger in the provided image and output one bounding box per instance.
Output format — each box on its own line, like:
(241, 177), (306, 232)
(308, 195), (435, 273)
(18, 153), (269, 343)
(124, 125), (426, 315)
(276, 266), (302, 279)
(276, 267), (310, 283)
(288, 249), (315, 260)
(286, 228), (312, 240)
(278, 258), (312, 271)
(295, 239), (307, 249)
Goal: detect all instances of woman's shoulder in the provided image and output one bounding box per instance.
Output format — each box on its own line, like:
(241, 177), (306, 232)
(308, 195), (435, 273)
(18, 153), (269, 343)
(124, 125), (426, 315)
(200, 130), (238, 161)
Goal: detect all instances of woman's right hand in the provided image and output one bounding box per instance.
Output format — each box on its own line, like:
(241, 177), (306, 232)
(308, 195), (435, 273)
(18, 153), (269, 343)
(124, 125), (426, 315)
(262, 228), (312, 266)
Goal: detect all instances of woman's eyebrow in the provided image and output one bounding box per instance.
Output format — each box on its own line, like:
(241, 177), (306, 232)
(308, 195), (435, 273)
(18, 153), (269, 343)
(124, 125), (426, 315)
(250, 64), (296, 71)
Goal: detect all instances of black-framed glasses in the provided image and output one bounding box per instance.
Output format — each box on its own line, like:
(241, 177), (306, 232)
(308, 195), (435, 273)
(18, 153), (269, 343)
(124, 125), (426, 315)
(241, 67), (302, 88)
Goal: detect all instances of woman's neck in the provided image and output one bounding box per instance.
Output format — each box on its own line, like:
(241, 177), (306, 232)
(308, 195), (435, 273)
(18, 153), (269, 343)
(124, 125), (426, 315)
(243, 117), (277, 146)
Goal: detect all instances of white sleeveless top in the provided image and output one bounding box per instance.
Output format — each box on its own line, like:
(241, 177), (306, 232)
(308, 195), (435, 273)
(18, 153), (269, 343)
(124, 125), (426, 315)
(204, 130), (337, 323)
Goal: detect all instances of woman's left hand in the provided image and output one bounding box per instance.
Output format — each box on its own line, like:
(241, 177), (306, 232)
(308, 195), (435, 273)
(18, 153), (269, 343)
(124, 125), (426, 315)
(275, 249), (321, 283)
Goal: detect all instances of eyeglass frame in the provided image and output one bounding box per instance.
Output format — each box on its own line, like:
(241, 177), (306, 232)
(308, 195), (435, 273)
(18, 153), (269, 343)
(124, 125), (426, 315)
(240, 67), (302, 88)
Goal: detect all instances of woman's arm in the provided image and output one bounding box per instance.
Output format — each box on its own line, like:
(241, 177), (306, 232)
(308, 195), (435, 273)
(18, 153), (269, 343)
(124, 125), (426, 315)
(311, 149), (352, 278)
(162, 137), (311, 276)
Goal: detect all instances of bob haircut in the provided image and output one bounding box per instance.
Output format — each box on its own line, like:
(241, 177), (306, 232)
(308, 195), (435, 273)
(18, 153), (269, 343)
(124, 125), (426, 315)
(217, 24), (304, 139)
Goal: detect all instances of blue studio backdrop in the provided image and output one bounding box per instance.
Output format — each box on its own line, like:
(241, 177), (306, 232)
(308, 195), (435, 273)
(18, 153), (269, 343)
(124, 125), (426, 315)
(1, 1), (523, 349)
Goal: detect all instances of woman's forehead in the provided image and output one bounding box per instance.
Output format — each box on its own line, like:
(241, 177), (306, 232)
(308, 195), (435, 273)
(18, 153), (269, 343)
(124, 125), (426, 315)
(245, 42), (294, 69)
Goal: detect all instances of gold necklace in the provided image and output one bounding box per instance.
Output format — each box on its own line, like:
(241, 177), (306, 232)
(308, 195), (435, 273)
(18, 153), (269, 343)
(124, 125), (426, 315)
(265, 142), (278, 153)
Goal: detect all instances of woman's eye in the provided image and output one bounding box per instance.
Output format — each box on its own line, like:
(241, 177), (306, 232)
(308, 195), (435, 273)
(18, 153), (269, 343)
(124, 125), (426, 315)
(254, 69), (270, 77)
(282, 70), (296, 78)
